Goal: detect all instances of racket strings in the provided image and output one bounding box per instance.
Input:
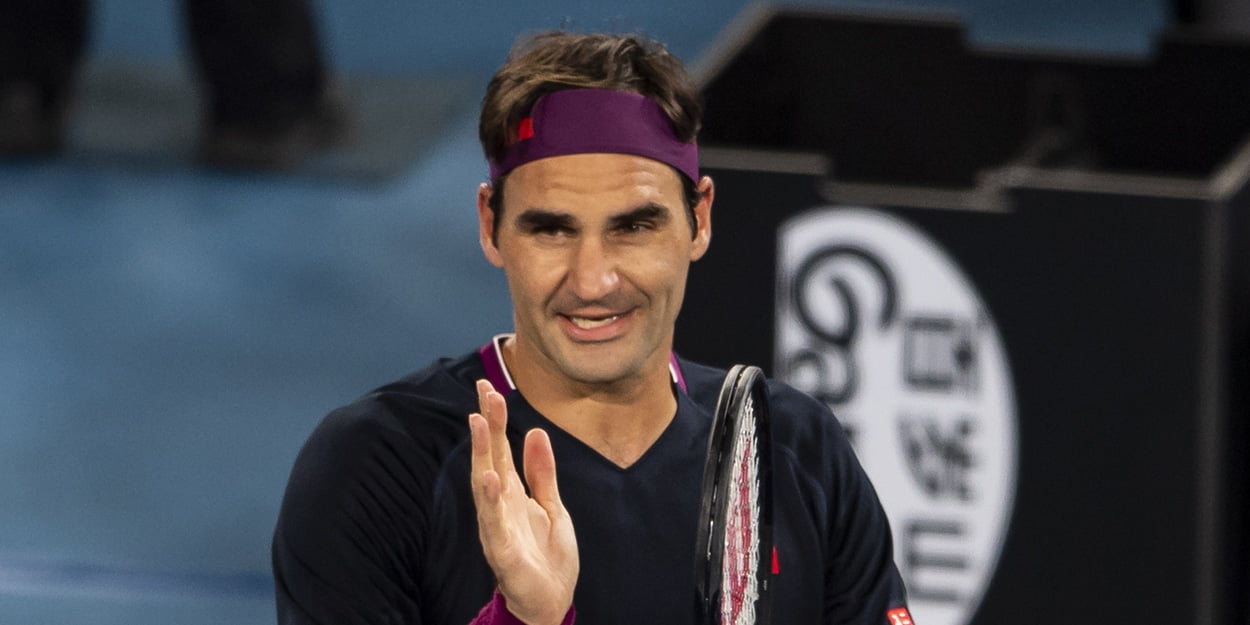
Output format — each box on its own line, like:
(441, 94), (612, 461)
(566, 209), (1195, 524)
(721, 397), (761, 625)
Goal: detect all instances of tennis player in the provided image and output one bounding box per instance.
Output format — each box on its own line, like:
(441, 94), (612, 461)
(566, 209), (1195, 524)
(273, 31), (911, 625)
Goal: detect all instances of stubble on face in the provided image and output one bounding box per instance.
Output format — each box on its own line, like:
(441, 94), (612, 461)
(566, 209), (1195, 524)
(484, 153), (707, 395)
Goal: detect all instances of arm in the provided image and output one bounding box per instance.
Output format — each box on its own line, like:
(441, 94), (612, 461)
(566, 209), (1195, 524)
(824, 421), (911, 624)
(272, 405), (426, 624)
(468, 379), (579, 625)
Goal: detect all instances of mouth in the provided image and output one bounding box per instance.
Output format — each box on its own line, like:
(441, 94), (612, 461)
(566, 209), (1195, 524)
(567, 314), (623, 330)
(558, 309), (634, 341)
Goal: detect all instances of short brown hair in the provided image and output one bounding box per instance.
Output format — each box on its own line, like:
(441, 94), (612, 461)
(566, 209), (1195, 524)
(480, 31), (702, 163)
(479, 31), (704, 234)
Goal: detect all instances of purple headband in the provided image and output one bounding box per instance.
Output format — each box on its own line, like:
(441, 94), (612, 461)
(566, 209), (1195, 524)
(488, 88), (699, 182)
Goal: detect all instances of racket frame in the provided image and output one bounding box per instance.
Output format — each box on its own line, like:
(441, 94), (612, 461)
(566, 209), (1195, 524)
(694, 364), (773, 625)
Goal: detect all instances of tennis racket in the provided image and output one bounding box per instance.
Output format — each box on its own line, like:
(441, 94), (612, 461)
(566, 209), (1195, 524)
(695, 364), (773, 625)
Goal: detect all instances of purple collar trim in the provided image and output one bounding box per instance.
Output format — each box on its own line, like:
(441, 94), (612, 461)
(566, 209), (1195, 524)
(487, 88), (699, 182)
(477, 333), (688, 395)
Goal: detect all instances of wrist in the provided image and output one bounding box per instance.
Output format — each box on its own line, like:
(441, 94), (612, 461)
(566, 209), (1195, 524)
(491, 589), (575, 625)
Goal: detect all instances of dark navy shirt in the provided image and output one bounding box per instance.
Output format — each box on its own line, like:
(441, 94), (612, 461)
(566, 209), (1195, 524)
(273, 346), (908, 625)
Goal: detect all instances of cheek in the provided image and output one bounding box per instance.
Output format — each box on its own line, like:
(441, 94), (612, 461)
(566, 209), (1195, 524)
(502, 253), (564, 302)
(632, 246), (693, 299)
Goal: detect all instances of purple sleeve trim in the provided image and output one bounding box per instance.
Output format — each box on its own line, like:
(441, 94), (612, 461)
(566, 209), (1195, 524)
(470, 590), (575, 625)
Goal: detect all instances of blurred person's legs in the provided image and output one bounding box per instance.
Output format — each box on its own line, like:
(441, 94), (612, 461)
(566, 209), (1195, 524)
(0, 0), (88, 157)
(185, 0), (347, 170)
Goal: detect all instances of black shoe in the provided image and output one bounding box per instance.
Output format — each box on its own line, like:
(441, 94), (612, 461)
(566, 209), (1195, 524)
(0, 82), (66, 158)
(196, 88), (349, 171)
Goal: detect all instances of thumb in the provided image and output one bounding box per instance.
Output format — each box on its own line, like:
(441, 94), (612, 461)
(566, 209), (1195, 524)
(522, 428), (564, 511)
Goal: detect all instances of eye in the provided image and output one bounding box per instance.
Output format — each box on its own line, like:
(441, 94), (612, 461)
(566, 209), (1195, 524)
(610, 204), (670, 236)
(516, 212), (577, 238)
(616, 219), (655, 234)
(531, 223), (573, 236)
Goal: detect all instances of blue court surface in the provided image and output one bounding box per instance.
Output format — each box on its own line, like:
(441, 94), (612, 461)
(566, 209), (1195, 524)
(0, 1), (1165, 623)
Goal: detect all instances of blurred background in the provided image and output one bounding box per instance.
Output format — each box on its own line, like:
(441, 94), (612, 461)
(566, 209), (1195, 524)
(1, 1), (1243, 624)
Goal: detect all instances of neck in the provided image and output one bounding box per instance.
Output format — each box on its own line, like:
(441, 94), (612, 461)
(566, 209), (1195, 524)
(501, 337), (677, 468)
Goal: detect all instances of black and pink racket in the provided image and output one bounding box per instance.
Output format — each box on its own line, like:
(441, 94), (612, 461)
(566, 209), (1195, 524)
(695, 365), (773, 625)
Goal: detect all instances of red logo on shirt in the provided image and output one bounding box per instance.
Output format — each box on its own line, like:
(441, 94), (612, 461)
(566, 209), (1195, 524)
(887, 607), (914, 625)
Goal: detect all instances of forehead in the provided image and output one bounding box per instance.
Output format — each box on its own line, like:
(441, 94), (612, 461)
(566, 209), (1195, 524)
(504, 153), (685, 214)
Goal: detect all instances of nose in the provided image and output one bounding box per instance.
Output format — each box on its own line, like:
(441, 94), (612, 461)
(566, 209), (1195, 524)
(567, 236), (620, 301)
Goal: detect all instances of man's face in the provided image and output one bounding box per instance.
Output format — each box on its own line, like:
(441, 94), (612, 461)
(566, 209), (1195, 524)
(478, 153), (712, 388)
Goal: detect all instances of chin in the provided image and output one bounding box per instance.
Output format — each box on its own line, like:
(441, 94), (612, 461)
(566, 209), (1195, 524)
(563, 365), (632, 386)
(558, 356), (642, 386)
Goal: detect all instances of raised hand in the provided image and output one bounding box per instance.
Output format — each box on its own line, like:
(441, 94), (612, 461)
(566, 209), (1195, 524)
(469, 379), (580, 625)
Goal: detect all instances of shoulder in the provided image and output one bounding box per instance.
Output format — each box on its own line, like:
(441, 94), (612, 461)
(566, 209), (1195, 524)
(764, 378), (851, 465)
(676, 357), (847, 452)
(273, 351), (491, 621)
(300, 352), (481, 460)
(675, 356), (862, 504)
(278, 350), (486, 530)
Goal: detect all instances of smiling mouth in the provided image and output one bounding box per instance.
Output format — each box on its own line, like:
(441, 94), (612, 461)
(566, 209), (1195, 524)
(567, 314), (622, 329)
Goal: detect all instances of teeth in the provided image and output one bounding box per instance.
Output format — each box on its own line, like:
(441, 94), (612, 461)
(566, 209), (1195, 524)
(570, 315), (620, 329)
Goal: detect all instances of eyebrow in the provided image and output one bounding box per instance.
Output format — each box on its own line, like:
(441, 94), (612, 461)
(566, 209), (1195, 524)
(607, 203), (672, 230)
(514, 203), (674, 232)
(515, 209), (576, 232)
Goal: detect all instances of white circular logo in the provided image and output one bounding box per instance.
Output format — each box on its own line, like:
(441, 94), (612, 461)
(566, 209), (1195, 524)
(775, 207), (1017, 625)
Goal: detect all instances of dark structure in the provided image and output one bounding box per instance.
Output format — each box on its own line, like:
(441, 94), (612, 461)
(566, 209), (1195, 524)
(676, 7), (1248, 625)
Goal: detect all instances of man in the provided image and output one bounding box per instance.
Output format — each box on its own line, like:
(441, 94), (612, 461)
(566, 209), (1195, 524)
(272, 31), (910, 625)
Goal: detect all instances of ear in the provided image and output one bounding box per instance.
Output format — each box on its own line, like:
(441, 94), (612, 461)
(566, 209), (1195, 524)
(477, 183), (505, 268)
(689, 175), (714, 262)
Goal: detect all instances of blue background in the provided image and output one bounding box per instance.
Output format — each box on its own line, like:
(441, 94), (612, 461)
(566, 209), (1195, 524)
(0, 1), (1168, 623)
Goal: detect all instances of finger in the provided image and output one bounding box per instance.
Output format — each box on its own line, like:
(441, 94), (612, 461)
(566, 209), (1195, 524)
(477, 380), (516, 481)
(468, 413), (502, 502)
(468, 413), (506, 534)
(476, 378), (495, 416)
(475, 380), (503, 474)
(522, 428), (564, 510)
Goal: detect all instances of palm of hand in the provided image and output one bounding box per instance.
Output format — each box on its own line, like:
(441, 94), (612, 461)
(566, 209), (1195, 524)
(470, 380), (580, 625)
